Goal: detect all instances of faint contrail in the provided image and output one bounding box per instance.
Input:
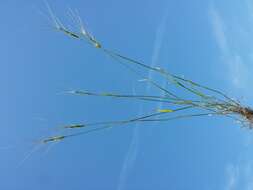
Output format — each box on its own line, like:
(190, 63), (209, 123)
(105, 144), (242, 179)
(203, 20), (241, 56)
(117, 8), (169, 190)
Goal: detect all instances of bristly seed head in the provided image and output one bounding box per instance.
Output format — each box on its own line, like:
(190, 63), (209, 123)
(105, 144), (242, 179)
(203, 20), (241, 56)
(95, 42), (101, 48)
(64, 124), (85, 129)
(43, 135), (65, 143)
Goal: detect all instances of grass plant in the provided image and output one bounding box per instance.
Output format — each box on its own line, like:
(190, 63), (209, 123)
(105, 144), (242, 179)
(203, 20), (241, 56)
(41, 6), (253, 144)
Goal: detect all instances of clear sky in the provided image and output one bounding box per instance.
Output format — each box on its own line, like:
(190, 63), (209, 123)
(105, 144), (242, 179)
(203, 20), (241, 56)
(2, 0), (253, 189)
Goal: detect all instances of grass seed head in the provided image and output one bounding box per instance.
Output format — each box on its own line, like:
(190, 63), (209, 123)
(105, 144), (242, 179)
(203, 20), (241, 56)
(64, 124), (85, 129)
(43, 135), (65, 143)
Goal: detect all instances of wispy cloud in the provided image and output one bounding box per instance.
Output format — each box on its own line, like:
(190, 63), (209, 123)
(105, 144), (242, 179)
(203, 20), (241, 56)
(228, 55), (249, 89)
(117, 8), (169, 190)
(117, 123), (139, 190)
(148, 9), (169, 81)
(223, 130), (253, 190)
(225, 164), (239, 190)
(224, 161), (253, 190)
(209, 6), (229, 55)
(208, 5), (251, 92)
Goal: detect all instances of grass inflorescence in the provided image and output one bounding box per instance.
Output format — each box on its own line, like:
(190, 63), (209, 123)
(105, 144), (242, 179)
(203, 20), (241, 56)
(41, 5), (253, 144)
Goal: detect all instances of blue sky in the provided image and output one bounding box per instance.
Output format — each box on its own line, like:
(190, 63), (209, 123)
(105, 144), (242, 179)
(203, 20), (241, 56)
(2, 0), (253, 189)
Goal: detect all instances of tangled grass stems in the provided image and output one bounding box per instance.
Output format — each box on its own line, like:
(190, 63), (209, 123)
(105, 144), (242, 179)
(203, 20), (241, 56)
(42, 7), (253, 144)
